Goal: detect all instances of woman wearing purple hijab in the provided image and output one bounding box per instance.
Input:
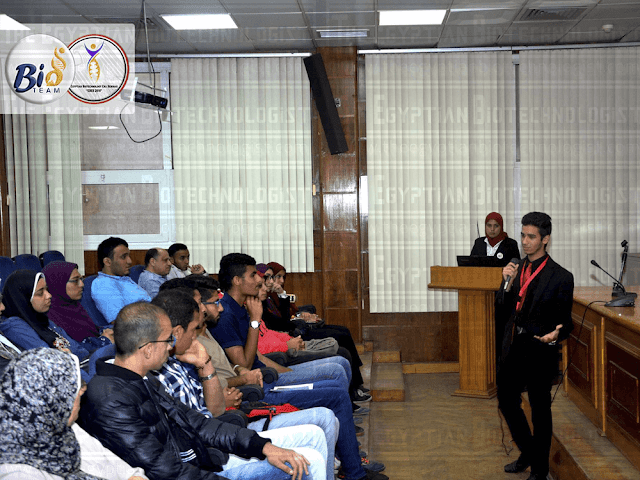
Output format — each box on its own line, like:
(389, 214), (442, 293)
(41, 261), (113, 348)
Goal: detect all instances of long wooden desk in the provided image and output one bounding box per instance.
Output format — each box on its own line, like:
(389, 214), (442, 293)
(567, 287), (640, 470)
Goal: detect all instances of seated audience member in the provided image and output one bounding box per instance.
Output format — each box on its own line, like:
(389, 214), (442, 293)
(255, 278), (341, 365)
(42, 261), (114, 349)
(81, 301), (326, 480)
(0, 348), (148, 480)
(211, 253), (353, 390)
(166, 243), (206, 280)
(91, 237), (151, 323)
(263, 262), (370, 402)
(0, 299), (21, 375)
(138, 248), (173, 298)
(150, 288), (336, 480)
(1, 270), (91, 362)
(470, 212), (520, 265)
(191, 278), (387, 480)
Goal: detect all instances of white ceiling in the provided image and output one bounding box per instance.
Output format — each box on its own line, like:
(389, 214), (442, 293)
(2, 0), (640, 54)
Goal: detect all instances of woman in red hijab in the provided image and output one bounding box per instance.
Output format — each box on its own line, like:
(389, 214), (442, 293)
(470, 212), (520, 266)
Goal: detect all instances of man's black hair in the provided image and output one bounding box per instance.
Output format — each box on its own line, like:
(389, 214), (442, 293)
(183, 274), (220, 291)
(151, 289), (199, 330)
(168, 243), (188, 257)
(97, 237), (128, 269)
(113, 301), (163, 357)
(218, 253), (256, 292)
(158, 277), (192, 292)
(522, 211), (552, 239)
(144, 248), (161, 267)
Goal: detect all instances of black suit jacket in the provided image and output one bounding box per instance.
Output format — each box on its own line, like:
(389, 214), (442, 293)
(499, 256), (574, 361)
(471, 236), (521, 266)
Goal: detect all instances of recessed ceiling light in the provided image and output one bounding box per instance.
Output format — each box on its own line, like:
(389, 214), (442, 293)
(88, 125), (120, 130)
(317, 29), (369, 38)
(379, 10), (447, 26)
(161, 14), (237, 30)
(0, 14), (29, 30)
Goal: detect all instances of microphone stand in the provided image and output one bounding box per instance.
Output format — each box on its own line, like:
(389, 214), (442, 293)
(614, 240), (630, 298)
(591, 258), (637, 307)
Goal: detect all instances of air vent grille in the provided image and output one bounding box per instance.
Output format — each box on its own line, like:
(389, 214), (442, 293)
(519, 7), (587, 21)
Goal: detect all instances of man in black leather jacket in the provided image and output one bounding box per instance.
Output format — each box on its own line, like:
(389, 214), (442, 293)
(79, 301), (324, 480)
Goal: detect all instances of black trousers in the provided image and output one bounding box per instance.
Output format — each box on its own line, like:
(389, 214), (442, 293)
(302, 324), (364, 388)
(497, 334), (559, 476)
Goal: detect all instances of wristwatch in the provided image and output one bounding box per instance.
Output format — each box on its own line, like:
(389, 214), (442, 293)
(250, 320), (260, 330)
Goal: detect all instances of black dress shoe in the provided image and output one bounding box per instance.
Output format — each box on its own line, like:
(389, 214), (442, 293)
(504, 456), (530, 473)
(526, 474), (547, 480)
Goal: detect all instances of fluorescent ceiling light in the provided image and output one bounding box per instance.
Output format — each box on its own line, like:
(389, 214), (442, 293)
(161, 14), (237, 30)
(379, 10), (447, 26)
(88, 126), (120, 130)
(0, 14), (29, 30)
(317, 29), (368, 38)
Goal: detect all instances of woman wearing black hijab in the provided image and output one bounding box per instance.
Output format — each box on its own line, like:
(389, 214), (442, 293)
(1, 269), (90, 362)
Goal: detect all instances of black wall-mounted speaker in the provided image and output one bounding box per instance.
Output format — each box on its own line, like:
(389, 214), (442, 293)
(303, 54), (349, 155)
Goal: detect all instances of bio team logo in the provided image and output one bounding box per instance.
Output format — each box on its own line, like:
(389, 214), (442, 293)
(5, 34), (75, 105)
(68, 34), (129, 104)
(4, 33), (129, 106)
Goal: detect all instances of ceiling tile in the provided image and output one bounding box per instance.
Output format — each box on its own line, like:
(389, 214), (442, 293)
(233, 13), (306, 28)
(62, 0), (142, 17)
(570, 18), (640, 35)
(505, 21), (575, 36)
(253, 39), (315, 50)
(243, 27), (311, 41)
(306, 11), (376, 27)
(451, 0), (525, 7)
(497, 32), (563, 46)
(224, 0), (302, 14)
(299, 0), (375, 12)
(582, 4), (640, 20)
(176, 29), (249, 44)
(376, 37), (439, 48)
(442, 24), (509, 37)
(378, 25), (444, 38)
(561, 31), (630, 43)
(447, 8), (520, 25)
(621, 26), (640, 41)
(438, 34), (499, 47)
(377, 0), (453, 9)
(135, 40), (199, 54)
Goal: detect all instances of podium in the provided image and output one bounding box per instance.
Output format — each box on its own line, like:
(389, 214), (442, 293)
(428, 266), (503, 399)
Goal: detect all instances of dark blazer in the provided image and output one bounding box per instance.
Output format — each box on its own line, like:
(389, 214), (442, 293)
(499, 256), (574, 364)
(471, 236), (521, 266)
(80, 360), (269, 480)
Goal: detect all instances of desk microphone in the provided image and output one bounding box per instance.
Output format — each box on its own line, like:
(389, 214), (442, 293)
(503, 258), (521, 291)
(590, 259), (637, 307)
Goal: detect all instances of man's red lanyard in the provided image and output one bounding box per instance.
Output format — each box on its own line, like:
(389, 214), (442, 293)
(516, 256), (549, 312)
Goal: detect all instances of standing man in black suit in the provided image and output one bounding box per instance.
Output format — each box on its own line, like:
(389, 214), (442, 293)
(497, 212), (574, 480)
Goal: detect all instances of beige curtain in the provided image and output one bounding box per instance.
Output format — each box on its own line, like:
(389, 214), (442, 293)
(3, 114), (84, 271)
(519, 47), (640, 287)
(366, 52), (516, 312)
(171, 57), (313, 272)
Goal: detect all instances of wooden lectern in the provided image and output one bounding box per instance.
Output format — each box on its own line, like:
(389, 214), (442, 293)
(428, 266), (503, 399)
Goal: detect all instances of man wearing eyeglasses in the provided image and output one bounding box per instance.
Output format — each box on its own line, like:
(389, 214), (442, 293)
(81, 301), (327, 480)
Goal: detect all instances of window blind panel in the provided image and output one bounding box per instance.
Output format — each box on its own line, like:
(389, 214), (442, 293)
(520, 48), (640, 287)
(171, 57), (313, 273)
(366, 51), (515, 312)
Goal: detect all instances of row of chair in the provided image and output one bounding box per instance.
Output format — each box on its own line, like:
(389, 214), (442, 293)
(0, 251), (66, 284)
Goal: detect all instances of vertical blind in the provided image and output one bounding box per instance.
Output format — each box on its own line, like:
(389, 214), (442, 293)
(519, 48), (640, 287)
(3, 114), (84, 271)
(366, 52), (516, 312)
(171, 57), (314, 273)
